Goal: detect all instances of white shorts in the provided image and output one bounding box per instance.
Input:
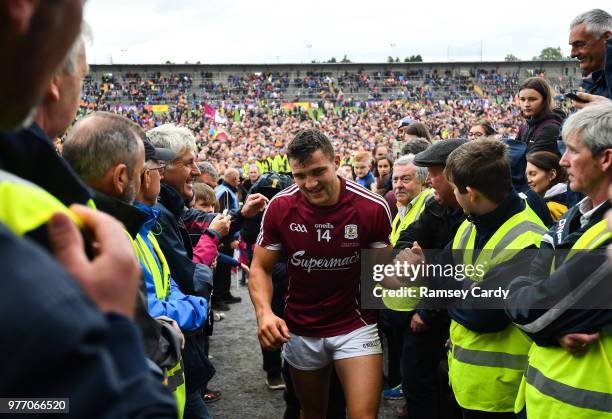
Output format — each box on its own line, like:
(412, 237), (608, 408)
(282, 324), (382, 371)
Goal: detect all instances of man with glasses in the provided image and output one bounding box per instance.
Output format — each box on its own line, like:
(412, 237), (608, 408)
(134, 138), (232, 419)
(147, 124), (267, 414)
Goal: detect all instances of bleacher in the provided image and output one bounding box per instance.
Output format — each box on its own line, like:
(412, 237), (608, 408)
(84, 60), (583, 107)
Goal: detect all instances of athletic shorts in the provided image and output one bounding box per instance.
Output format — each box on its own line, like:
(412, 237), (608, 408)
(282, 324), (382, 371)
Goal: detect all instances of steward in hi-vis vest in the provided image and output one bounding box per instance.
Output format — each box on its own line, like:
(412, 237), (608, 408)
(504, 101), (612, 419)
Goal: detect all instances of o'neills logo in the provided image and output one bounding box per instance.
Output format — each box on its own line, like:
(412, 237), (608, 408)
(290, 250), (359, 272)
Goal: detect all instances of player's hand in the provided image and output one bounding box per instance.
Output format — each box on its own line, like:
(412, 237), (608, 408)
(209, 214), (231, 237)
(241, 193), (269, 218)
(240, 263), (250, 274)
(48, 205), (141, 319)
(573, 92), (611, 109)
(257, 311), (290, 350)
(558, 332), (600, 354)
(410, 312), (428, 333)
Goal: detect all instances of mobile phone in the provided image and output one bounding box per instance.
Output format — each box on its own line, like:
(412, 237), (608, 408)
(222, 209), (229, 216)
(564, 92), (588, 103)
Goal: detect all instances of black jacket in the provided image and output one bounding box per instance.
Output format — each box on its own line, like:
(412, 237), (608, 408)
(394, 197), (465, 325)
(156, 183), (215, 300)
(516, 109), (565, 155)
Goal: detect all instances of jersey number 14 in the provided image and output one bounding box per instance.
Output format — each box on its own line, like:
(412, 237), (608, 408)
(316, 229), (331, 242)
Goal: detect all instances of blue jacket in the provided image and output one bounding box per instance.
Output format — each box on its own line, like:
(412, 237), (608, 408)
(216, 181), (239, 212)
(135, 202), (208, 333)
(356, 171), (376, 190)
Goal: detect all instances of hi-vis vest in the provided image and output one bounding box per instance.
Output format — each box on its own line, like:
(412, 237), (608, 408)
(381, 188), (434, 312)
(449, 202), (547, 413)
(0, 169), (90, 236)
(274, 154), (291, 174)
(390, 188), (434, 246)
(134, 231), (186, 419)
(518, 219), (612, 419)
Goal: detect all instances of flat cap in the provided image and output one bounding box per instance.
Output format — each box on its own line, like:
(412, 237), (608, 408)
(413, 139), (467, 167)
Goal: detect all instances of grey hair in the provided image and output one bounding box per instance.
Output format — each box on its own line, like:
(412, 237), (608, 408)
(394, 155), (428, 185)
(248, 164), (260, 173)
(197, 161), (218, 180)
(146, 124), (197, 157)
(570, 9), (612, 37)
(62, 112), (143, 185)
(62, 22), (92, 75)
(561, 101), (612, 155)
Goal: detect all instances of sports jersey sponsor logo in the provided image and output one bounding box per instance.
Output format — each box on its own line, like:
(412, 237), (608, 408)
(314, 223), (334, 229)
(290, 250), (359, 272)
(344, 224), (358, 240)
(290, 223), (308, 233)
(362, 341), (380, 349)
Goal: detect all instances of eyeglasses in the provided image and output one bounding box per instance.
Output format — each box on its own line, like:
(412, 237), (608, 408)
(148, 164), (166, 173)
(141, 163), (166, 179)
(468, 131), (485, 138)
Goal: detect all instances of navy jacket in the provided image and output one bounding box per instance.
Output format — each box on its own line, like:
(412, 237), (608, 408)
(582, 38), (612, 99)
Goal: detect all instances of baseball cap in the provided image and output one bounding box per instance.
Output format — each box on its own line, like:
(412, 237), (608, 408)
(398, 117), (414, 129)
(143, 138), (177, 161)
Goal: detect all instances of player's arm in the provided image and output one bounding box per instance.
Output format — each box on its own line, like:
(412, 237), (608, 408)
(248, 244), (289, 350)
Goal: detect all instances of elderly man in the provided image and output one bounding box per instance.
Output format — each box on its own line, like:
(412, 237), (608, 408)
(569, 9), (612, 106)
(380, 155), (434, 408)
(196, 161), (219, 189)
(391, 140), (467, 419)
(506, 101), (612, 419)
(147, 124), (267, 407)
(0, 3), (176, 416)
(390, 155), (433, 247)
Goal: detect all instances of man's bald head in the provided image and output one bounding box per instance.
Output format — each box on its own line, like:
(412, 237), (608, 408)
(224, 168), (240, 187)
(63, 112), (145, 203)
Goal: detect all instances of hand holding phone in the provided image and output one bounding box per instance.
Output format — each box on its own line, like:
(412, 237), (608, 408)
(565, 92), (588, 103)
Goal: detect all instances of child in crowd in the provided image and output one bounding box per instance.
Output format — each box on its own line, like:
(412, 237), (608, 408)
(353, 151), (376, 189)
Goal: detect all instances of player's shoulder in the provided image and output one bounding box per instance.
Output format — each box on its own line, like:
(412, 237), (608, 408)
(345, 179), (392, 217)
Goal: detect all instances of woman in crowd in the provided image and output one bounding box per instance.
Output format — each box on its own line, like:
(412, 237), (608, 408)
(371, 155), (394, 196)
(468, 119), (497, 140)
(526, 151), (569, 221)
(516, 77), (565, 154)
(400, 121), (432, 143)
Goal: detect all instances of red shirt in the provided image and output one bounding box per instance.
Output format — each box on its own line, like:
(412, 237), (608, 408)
(257, 177), (392, 337)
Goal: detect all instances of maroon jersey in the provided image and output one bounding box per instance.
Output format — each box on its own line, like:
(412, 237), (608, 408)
(257, 177), (392, 337)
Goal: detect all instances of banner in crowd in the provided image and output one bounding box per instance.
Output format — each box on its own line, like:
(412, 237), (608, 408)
(204, 104), (216, 119)
(281, 102), (311, 110)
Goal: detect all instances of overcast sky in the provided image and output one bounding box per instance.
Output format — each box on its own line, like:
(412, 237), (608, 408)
(84, 1), (606, 64)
